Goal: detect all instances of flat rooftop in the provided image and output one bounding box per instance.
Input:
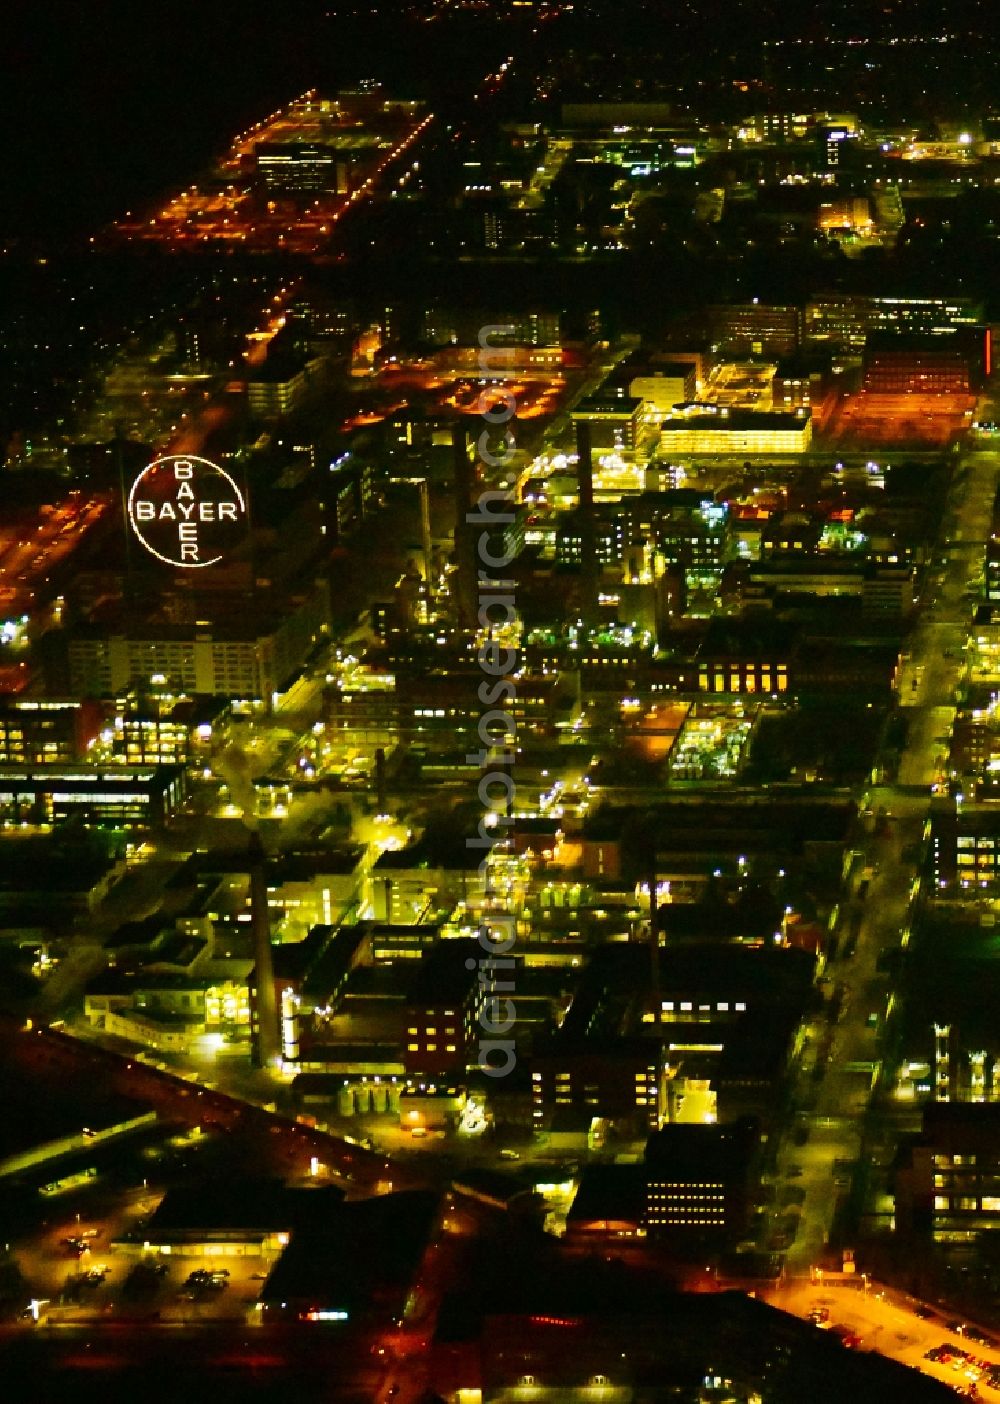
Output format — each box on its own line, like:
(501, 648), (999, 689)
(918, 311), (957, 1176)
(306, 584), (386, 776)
(661, 410), (812, 431)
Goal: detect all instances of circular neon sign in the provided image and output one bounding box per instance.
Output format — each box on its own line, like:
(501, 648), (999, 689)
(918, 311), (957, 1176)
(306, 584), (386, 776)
(128, 454), (247, 569)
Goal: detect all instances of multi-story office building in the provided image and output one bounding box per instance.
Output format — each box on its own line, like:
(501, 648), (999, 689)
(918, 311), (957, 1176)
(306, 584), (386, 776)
(323, 456), (377, 544)
(530, 1042), (664, 1132)
(696, 635), (791, 695)
(0, 764), (185, 828)
(571, 395), (643, 451)
(628, 364), (698, 414)
(862, 335), (973, 394)
(708, 303), (804, 357)
(111, 684), (225, 767)
(325, 668), (569, 750)
(749, 111), (806, 144)
(0, 699), (103, 766)
(555, 509), (619, 568)
(404, 941), (484, 1077)
(491, 311), (563, 347)
(933, 806), (1000, 894)
(421, 307), (563, 349)
(986, 542), (1000, 605)
(861, 566), (916, 618)
(644, 1117), (758, 1240)
(614, 493), (729, 581)
(115, 710), (190, 767)
(659, 410), (812, 455)
(969, 605), (1000, 682)
(896, 1104), (1000, 1244)
(805, 294), (985, 352)
(868, 295), (984, 336)
(67, 582), (331, 703)
(248, 359), (311, 417)
(771, 356), (831, 411)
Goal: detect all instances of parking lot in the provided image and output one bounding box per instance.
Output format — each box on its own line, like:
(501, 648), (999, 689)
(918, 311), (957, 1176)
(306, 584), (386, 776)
(771, 1277), (1000, 1396)
(19, 1237), (280, 1326)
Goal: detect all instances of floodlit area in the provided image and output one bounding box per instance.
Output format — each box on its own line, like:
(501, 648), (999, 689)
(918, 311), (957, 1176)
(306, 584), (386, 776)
(699, 361), (778, 412)
(113, 92), (430, 254)
(0, 496), (109, 620)
(825, 391), (976, 448)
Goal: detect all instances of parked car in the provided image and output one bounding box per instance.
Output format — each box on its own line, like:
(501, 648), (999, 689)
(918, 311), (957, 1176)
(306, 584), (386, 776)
(830, 1325), (862, 1349)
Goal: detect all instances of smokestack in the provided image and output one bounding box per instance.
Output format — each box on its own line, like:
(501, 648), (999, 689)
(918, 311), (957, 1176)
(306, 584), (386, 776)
(249, 832), (280, 1068)
(418, 478), (433, 598)
(452, 423), (477, 627)
(375, 747), (387, 815)
(575, 419), (599, 628)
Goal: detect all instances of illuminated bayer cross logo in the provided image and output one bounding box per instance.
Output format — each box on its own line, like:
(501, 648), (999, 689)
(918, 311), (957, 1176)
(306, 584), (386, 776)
(128, 455), (247, 569)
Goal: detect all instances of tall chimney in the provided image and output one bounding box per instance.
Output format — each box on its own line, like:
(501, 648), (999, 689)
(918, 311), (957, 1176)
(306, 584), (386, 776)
(248, 832), (280, 1067)
(375, 746), (387, 815)
(418, 478), (433, 597)
(648, 846), (661, 1015)
(453, 423), (477, 627)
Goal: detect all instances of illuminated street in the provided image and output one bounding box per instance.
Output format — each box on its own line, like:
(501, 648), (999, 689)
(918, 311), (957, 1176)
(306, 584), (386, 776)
(3, 3), (1000, 1401)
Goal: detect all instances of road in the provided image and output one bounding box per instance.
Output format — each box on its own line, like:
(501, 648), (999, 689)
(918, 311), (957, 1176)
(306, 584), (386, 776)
(775, 446), (999, 1274)
(0, 1321), (383, 1402)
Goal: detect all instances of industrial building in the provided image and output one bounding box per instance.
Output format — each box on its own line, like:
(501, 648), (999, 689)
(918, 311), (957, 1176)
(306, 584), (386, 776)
(570, 394), (644, 451)
(67, 580), (331, 702)
(0, 698), (103, 766)
(708, 302), (804, 357)
(0, 763), (185, 828)
(862, 334), (975, 394)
